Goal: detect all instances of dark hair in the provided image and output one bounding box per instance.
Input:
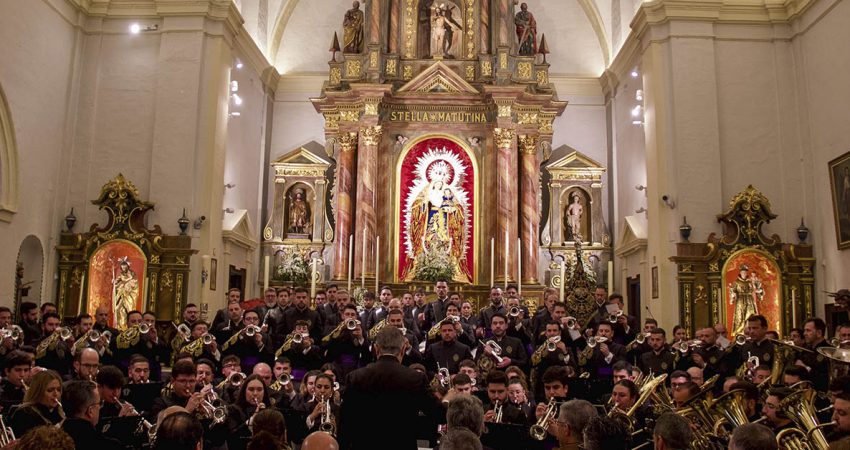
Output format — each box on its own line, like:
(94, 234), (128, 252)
(76, 313), (92, 324)
(0, 306), (10, 315)
(171, 360), (196, 378)
(20, 302), (37, 315)
(614, 379), (638, 398)
(747, 315), (768, 328)
(222, 354), (241, 367)
(127, 310), (142, 321)
(653, 412), (692, 450)
(16, 426), (75, 450)
(95, 365), (125, 389)
(40, 303), (56, 313)
(143, 311), (157, 318)
(61, 380), (98, 417)
(129, 354), (149, 367)
(644, 318), (658, 326)
(541, 366), (570, 387)
(490, 312), (507, 324)
(804, 318), (827, 335)
(729, 381), (760, 402)
(453, 373), (472, 386)
(196, 359), (215, 371)
(583, 416), (628, 450)
(182, 303), (198, 313)
(728, 423), (778, 450)
(790, 327), (804, 336)
(274, 356), (291, 366)
(4, 350), (32, 371)
(459, 359), (476, 370)
(612, 361), (633, 373)
(486, 370), (508, 387)
(41, 312), (60, 323)
(678, 381), (699, 398)
(650, 328), (667, 338)
(247, 431), (283, 450)
(829, 375), (850, 394)
(767, 386), (792, 402)
(609, 293), (624, 302)
(670, 370), (691, 381)
(293, 287), (309, 296)
(154, 412), (204, 450)
(237, 374), (271, 409)
(505, 284), (518, 292)
(784, 365), (808, 382)
(190, 321), (210, 333)
(343, 303), (358, 314)
(552, 301), (567, 310)
(362, 291), (375, 301)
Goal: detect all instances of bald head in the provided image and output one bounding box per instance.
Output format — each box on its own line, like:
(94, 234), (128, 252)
(302, 431), (339, 450)
(388, 298), (401, 311)
(253, 363), (272, 386)
(156, 405), (188, 428)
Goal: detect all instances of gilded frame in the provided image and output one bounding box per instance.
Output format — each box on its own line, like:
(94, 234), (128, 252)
(720, 247), (783, 335)
(392, 133), (480, 284)
(828, 150), (850, 250)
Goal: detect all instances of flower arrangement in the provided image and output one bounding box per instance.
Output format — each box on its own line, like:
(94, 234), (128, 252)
(274, 248), (309, 283)
(413, 243), (456, 282)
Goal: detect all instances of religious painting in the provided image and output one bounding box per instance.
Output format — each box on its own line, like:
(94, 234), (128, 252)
(829, 151), (850, 250)
(417, 0), (463, 59)
(721, 249), (781, 336)
(285, 184), (312, 238)
(397, 136), (476, 283)
(87, 240), (147, 329)
(651, 266), (659, 299)
(562, 188), (590, 242)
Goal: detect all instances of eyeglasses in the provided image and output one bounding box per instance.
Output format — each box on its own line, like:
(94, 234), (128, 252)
(81, 364), (100, 370)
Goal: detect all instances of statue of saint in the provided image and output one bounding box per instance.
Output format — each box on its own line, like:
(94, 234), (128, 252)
(113, 257), (138, 330)
(343, 1), (364, 54)
(515, 2), (537, 56)
(288, 189), (310, 234)
(566, 193), (583, 241)
(430, 3), (461, 58)
(729, 265), (759, 336)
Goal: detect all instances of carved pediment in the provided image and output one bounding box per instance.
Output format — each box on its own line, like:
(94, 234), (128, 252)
(716, 185), (779, 246)
(397, 61), (479, 95)
(615, 215), (648, 258)
(272, 142), (331, 179)
(546, 148), (606, 182)
(223, 209), (258, 251)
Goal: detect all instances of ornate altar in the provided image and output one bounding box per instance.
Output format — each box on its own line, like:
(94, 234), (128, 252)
(309, 0), (566, 295)
(671, 185), (815, 336)
(541, 148), (611, 289)
(55, 175), (195, 325)
(262, 142), (333, 286)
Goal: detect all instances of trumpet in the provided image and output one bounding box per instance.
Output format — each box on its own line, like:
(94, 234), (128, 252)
(0, 415), (14, 447)
(202, 333), (215, 345)
(635, 333), (647, 344)
(563, 316), (578, 330)
(88, 330), (102, 343)
(509, 306), (521, 317)
(243, 325), (262, 337)
(0, 325), (23, 341)
(319, 397), (336, 435)
(586, 336), (608, 348)
(228, 371), (246, 387)
(480, 340), (504, 364)
(345, 319), (360, 331)
(608, 311), (623, 323)
(270, 373), (292, 392)
(492, 400), (504, 423)
(530, 398), (557, 441)
(734, 334), (751, 345)
(117, 399), (155, 439)
(546, 336), (561, 352)
(829, 338), (850, 348)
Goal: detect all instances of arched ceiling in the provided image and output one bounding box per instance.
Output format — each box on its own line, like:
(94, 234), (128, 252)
(263, 0), (614, 77)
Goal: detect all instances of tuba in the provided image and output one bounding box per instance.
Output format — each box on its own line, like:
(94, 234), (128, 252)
(709, 388), (751, 436)
(817, 347), (850, 380)
(778, 386), (829, 450)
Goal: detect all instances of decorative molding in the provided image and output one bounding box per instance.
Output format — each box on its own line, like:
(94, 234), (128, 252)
(361, 125), (383, 146)
(338, 132), (359, 152)
(518, 135), (538, 155)
(0, 83), (19, 222)
(493, 128), (516, 149)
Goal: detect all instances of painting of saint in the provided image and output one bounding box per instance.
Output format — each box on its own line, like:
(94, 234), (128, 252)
(722, 250), (781, 336)
(829, 151), (850, 249)
(398, 138), (475, 283)
(88, 240), (147, 329)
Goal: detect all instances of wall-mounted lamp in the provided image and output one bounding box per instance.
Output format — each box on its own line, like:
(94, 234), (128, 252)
(129, 23), (158, 34)
(679, 217), (692, 242)
(797, 218), (809, 243)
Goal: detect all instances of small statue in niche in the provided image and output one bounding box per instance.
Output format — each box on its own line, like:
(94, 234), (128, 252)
(288, 189), (311, 234)
(343, 1), (364, 53)
(566, 192), (583, 241)
(430, 3), (461, 58)
(515, 2), (537, 56)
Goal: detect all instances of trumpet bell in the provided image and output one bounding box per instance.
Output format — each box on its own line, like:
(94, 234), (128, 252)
(202, 333), (214, 345)
(278, 373), (291, 386)
(345, 319), (359, 331)
(59, 327), (73, 340)
(138, 323), (151, 334)
(229, 372), (246, 387)
(735, 334), (750, 345)
(635, 333), (646, 344)
(564, 317), (578, 330)
(509, 307), (521, 317)
(530, 424), (548, 441)
(292, 333), (303, 344)
(88, 330), (101, 342)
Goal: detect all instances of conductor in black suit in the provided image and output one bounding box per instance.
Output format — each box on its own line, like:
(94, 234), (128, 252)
(339, 326), (439, 450)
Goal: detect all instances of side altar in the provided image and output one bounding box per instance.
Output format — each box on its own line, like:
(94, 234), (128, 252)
(262, 1), (612, 305)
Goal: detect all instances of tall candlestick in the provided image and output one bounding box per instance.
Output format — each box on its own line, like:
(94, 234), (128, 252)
(310, 258), (317, 300)
(375, 235), (380, 294)
(608, 260), (614, 293)
(78, 273), (86, 315)
(361, 229), (366, 289)
(559, 261), (565, 301)
(504, 229), (509, 289)
(490, 238), (495, 288)
(517, 237), (522, 296)
(791, 287), (797, 327)
(263, 255), (270, 293)
(348, 234), (354, 293)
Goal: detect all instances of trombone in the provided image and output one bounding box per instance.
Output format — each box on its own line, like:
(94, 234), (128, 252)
(530, 398), (558, 440)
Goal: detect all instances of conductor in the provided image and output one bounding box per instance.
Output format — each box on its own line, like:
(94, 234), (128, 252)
(338, 326), (438, 449)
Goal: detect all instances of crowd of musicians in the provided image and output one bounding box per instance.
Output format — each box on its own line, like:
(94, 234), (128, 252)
(0, 282), (849, 449)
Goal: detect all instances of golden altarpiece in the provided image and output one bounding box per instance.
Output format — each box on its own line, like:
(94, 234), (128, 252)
(55, 175), (195, 325)
(671, 186), (815, 337)
(261, 0), (622, 307)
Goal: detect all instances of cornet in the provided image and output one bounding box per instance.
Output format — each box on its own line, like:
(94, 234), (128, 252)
(244, 325), (262, 337)
(509, 307), (521, 317)
(546, 336), (561, 352)
(227, 371), (246, 387)
(480, 340), (504, 364)
(563, 317), (578, 330)
(345, 319), (360, 331)
(530, 398), (557, 440)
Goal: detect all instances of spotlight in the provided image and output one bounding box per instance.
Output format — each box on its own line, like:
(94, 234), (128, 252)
(129, 23), (141, 34)
(230, 81), (239, 92)
(635, 89), (643, 101)
(232, 94), (243, 105)
(630, 69), (639, 78)
(236, 61), (244, 69)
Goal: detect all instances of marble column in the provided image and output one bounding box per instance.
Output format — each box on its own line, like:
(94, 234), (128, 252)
(388, 0), (399, 53)
(479, 0), (490, 54)
(354, 125), (382, 281)
(333, 132), (359, 281)
(518, 134), (539, 284)
(494, 127), (517, 285)
(497, 0), (510, 47)
(370, 0), (382, 45)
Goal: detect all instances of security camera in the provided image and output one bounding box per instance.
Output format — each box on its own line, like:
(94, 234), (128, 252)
(661, 195), (676, 209)
(193, 216), (207, 230)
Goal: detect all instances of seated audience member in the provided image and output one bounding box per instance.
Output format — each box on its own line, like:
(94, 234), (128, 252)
(301, 431), (340, 450)
(154, 411), (205, 450)
(247, 408), (290, 450)
(652, 412), (692, 450)
(440, 428), (483, 450)
(582, 416), (629, 450)
(15, 425), (75, 450)
(60, 380), (123, 449)
(552, 399), (598, 449)
(446, 395), (485, 436)
(728, 423), (778, 450)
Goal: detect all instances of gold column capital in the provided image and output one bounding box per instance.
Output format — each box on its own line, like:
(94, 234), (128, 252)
(338, 132), (359, 152)
(518, 134), (538, 155)
(361, 125), (383, 146)
(493, 127), (516, 149)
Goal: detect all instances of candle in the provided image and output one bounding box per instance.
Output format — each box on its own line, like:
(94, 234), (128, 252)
(375, 235), (380, 294)
(791, 287), (797, 327)
(361, 229), (366, 289)
(608, 260), (614, 293)
(141, 274), (148, 312)
(78, 273), (86, 315)
(310, 258), (317, 300)
(559, 260), (565, 301)
(348, 234), (354, 293)
(263, 255), (270, 292)
(517, 237), (522, 295)
(490, 238), (495, 288)
(504, 229), (509, 289)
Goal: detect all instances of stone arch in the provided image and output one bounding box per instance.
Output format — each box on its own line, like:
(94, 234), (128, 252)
(15, 235), (44, 310)
(0, 83), (18, 222)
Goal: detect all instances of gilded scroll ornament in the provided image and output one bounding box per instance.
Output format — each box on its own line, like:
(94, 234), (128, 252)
(493, 128), (516, 149)
(465, 65), (475, 81)
(536, 70), (548, 85)
(323, 113), (340, 131)
(481, 60), (492, 76)
(330, 67), (341, 85)
(717, 185), (778, 246)
(517, 112), (538, 124)
(345, 59), (361, 78)
(537, 117), (553, 133)
(364, 102), (379, 116)
(339, 110), (360, 122)
(370, 51), (378, 68)
(498, 105), (512, 117)
(386, 58), (397, 76)
(517, 62), (532, 79)
(361, 125), (383, 146)
(403, 65), (413, 80)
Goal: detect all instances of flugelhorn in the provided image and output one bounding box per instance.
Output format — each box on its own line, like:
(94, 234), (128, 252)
(138, 323), (151, 334)
(509, 306), (521, 317)
(175, 323), (191, 341)
(480, 340), (504, 364)
(530, 398), (557, 440)
(345, 319), (360, 331)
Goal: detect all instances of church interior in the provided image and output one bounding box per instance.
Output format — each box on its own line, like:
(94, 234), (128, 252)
(2, 0), (850, 448)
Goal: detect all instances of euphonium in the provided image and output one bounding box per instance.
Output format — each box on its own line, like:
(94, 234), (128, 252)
(779, 387), (829, 450)
(530, 398), (557, 440)
(710, 388), (751, 436)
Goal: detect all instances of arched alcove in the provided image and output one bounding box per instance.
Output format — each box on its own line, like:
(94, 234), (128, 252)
(15, 235), (44, 309)
(0, 83), (19, 222)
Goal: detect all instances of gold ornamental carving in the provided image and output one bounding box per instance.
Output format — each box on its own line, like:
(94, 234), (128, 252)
(465, 65), (475, 81)
(538, 114), (555, 133)
(717, 185), (779, 246)
(404, 0), (414, 58)
(364, 102), (379, 116)
(517, 112), (538, 125)
(345, 59), (361, 78)
(465, 0), (475, 58)
(330, 67), (341, 85)
(518, 135), (537, 155)
(370, 51), (378, 69)
(498, 104), (512, 117)
(339, 110), (360, 122)
(493, 128), (516, 149)
(361, 125), (383, 146)
(386, 59), (397, 76)
(481, 60), (492, 77)
(403, 65), (413, 80)
(338, 132), (359, 152)
(323, 113), (340, 131)
(517, 62), (532, 79)
(536, 70), (548, 85)
(499, 52), (508, 69)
